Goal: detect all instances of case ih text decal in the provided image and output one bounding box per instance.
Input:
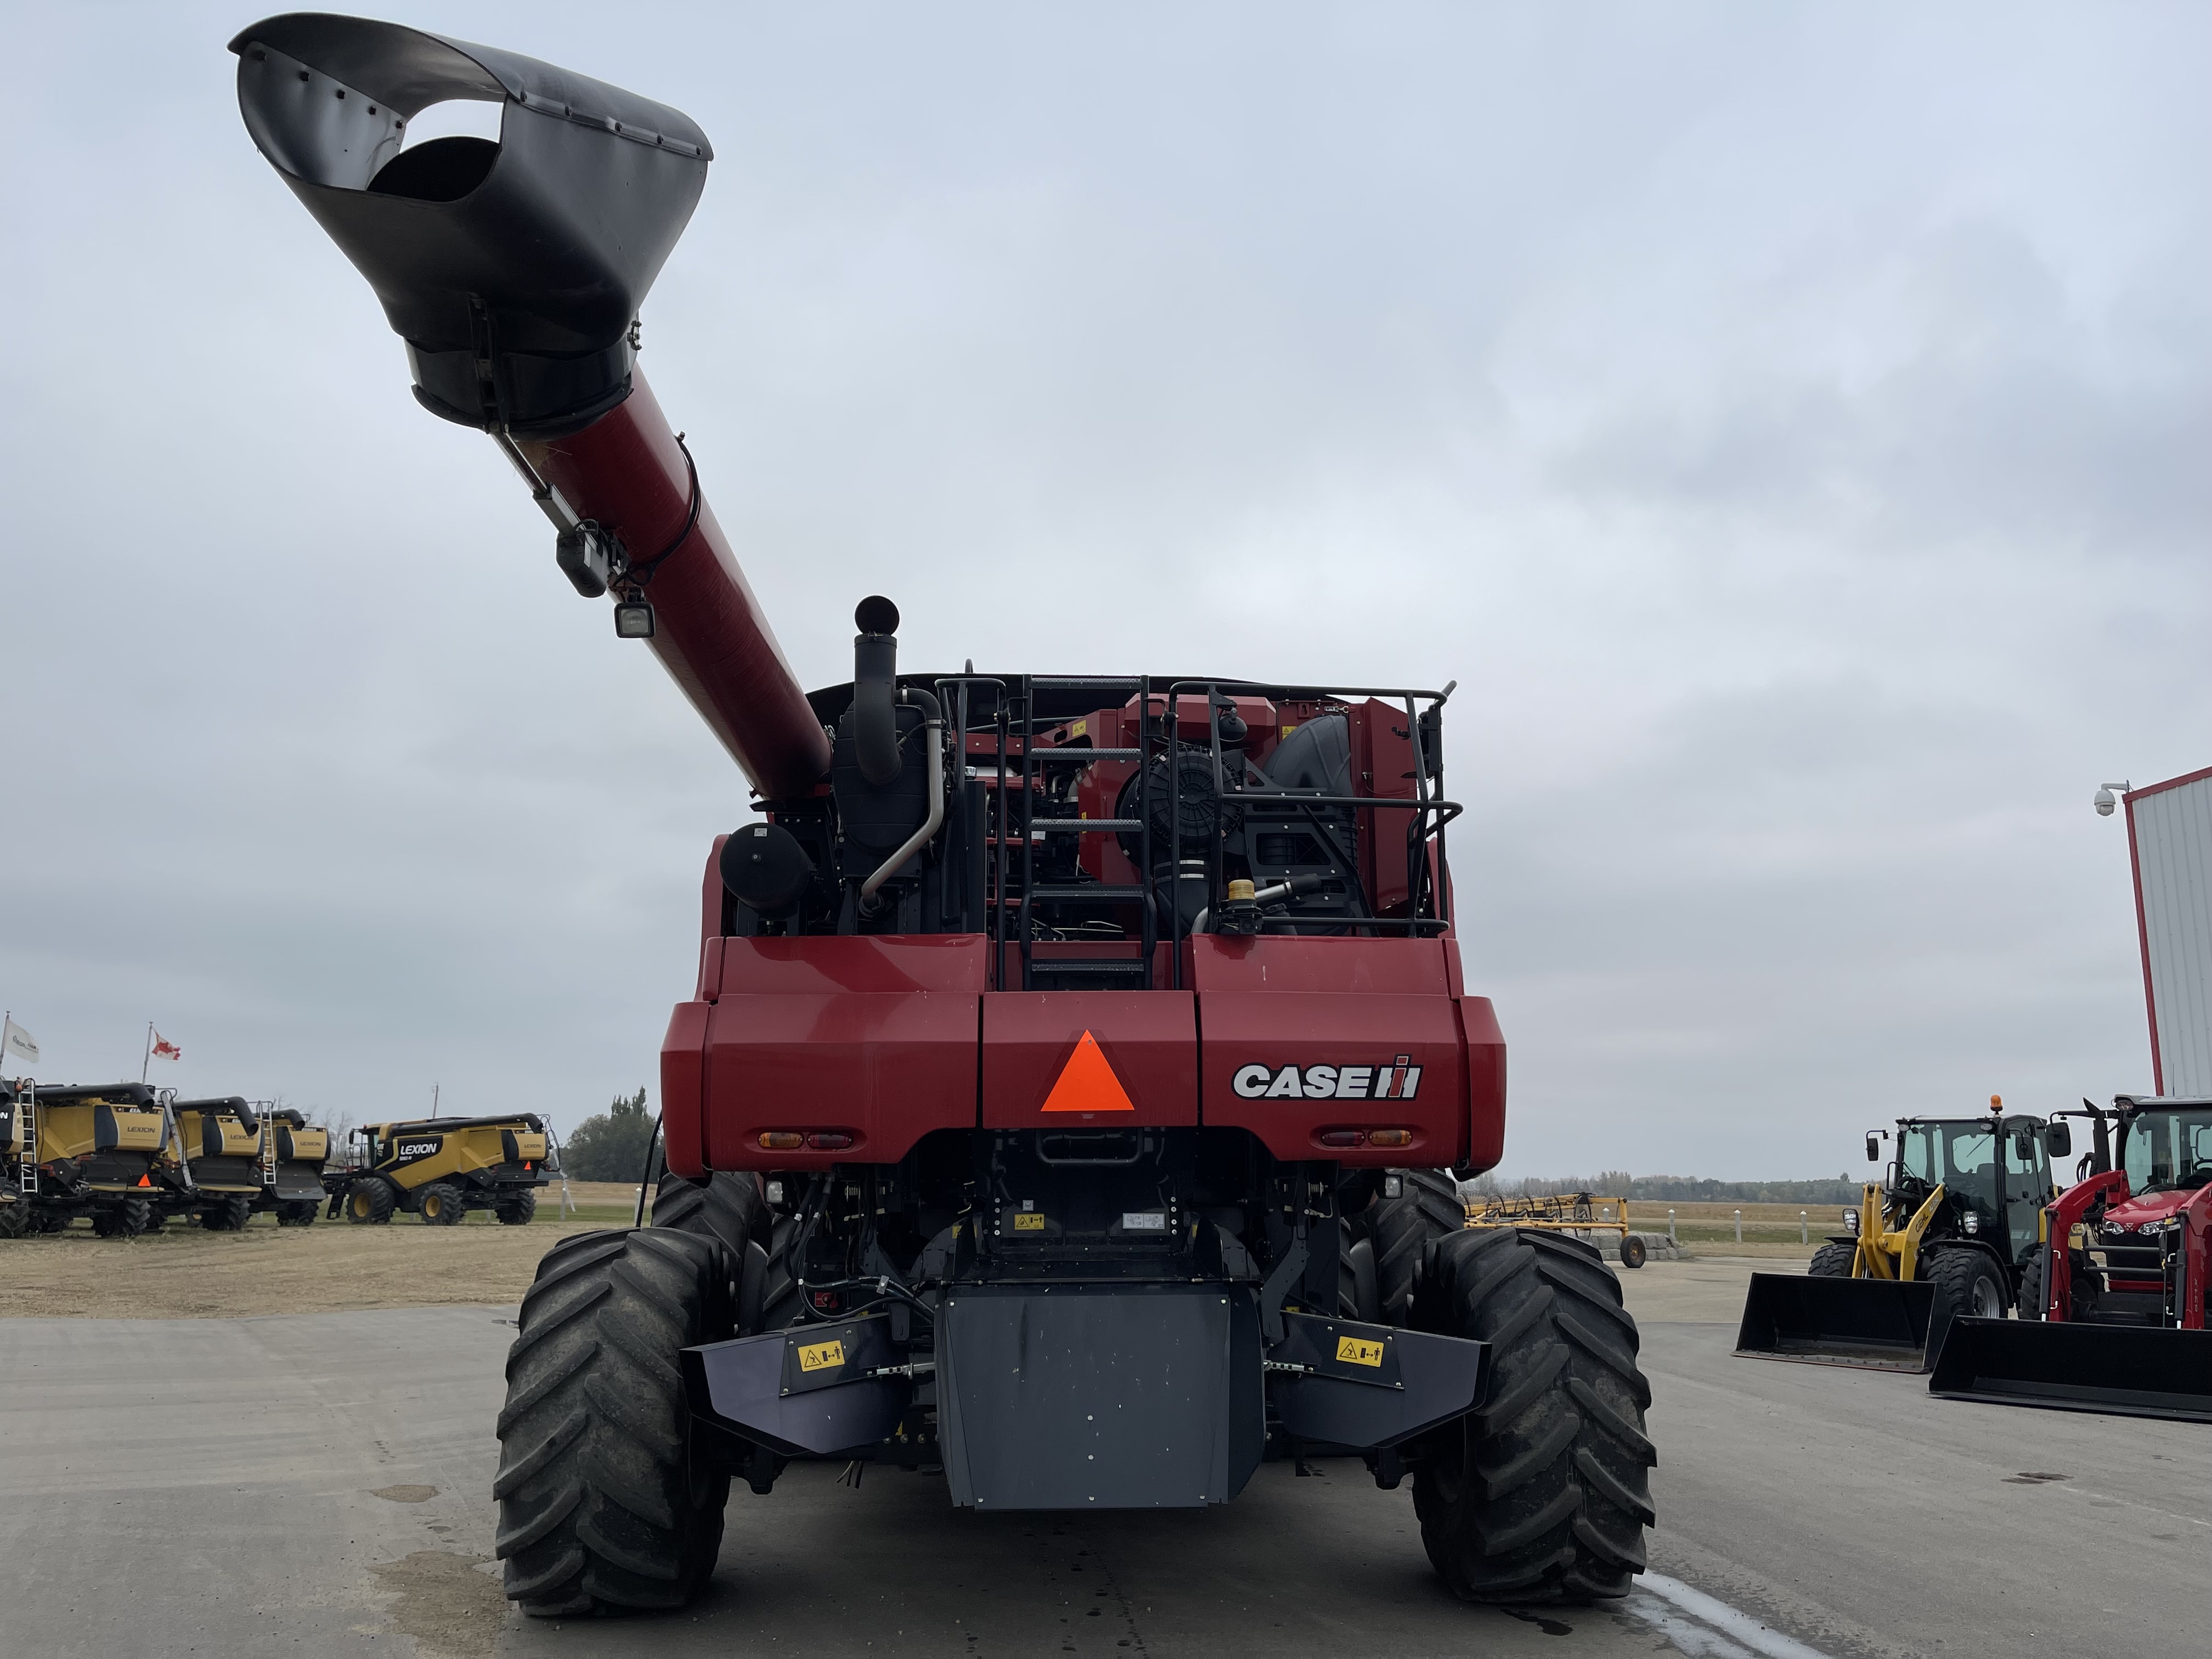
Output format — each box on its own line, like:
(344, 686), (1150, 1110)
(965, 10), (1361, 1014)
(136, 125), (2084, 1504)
(1231, 1055), (1422, 1101)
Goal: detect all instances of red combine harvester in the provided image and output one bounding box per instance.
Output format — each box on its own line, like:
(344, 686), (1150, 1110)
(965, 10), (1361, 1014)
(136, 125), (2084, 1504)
(1929, 1096), (2212, 1420)
(233, 13), (1654, 1615)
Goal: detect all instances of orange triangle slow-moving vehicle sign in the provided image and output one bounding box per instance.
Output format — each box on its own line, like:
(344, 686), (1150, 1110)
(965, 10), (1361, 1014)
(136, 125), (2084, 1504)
(1040, 1030), (1136, 1114)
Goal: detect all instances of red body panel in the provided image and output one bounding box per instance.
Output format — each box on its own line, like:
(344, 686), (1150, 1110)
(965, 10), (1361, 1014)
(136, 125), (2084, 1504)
(522, 374), (831, 800)
(701, 937), (986, 1170)
(981, 992), (1198, 1128)
(2042, 1171), (2212, 1328)
(1190, 935), (1488, 1165)
(2186, 1186), (2212, 1330)
(2042, 1171), (2132, 1321)
(675, 927), (1505, 1173)
(659, 1000), (712, 1178)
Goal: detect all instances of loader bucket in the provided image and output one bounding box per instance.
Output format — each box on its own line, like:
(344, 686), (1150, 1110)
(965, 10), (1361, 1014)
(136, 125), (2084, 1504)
(1735, 1273), (1942, 1372)
(1927, 1318), (2212, 1422)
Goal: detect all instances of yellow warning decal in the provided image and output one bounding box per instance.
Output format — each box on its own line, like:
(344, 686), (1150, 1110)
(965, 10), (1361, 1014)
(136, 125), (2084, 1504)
(797, 1339), (846, 1373)
(1012, 1212), (1047, 1232)
(1336, 1335), (1386, 1368)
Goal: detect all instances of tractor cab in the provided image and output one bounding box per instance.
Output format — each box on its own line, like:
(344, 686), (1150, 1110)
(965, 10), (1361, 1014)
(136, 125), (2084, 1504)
(2086, 1097), (2212, 1294)
(1889, 1112), (2055, 1271)
(2114, 1097), (2212, 1200)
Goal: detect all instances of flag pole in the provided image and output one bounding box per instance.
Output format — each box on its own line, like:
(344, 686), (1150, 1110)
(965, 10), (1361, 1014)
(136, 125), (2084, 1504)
(142, 1022), (154, 1085)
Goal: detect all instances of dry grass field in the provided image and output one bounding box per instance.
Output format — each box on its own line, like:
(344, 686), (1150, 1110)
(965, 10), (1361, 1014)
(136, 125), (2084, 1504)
(1471, 1197), (1843, 1252)
(0, 1215), (602, 1318)
(0, 1180), (664, 1318)
(2, 1183), (1829, 1319)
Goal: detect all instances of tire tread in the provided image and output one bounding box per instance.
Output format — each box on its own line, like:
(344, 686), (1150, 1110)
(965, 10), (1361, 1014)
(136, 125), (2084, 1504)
(1412, 1227), (1655, 1605)
(493, 1226), (733, 1616)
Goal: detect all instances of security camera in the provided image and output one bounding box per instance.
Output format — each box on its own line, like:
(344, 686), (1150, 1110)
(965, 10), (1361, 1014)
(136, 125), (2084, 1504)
(2093, 782), (2131, 817)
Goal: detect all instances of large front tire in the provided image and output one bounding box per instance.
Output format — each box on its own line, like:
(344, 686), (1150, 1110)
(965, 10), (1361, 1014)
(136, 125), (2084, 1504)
(1411, 1228), (1655, 1604)
(494, 1228), (735, 1616)
(346, 1180), (397, 1225)
(1924, 1247), (2007, 1323)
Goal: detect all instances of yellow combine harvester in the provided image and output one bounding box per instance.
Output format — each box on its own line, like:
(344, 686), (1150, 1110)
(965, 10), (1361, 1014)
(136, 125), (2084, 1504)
(1, 1080), (180, 1238)
(164, 1098), (331, 1229)
(328, 1114), (553, 1225)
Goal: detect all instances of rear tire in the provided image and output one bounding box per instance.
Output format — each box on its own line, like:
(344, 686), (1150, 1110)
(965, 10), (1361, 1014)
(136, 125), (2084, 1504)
(0, 1202), (27, 1240)
(1617, 1235), (1647, 1269)
(418, 1184), (466, 1226)
(1369, 1169), (1467, 1324)
(494, 1228), (735, 1616)
(93, 1200), (152, 1238)
(198, 1194), (252, 1233)
(496, 1190), (539, 1226)
(753, 1214), (806, 1331)
(1808, 1241), (1856, 1278)
(1925, 1247), (2007, 1323)
(278, 1200), (319, 1227)
(1411, 1228), (1654, 1604)
(652, 1171), (763, 1259)
(1338, 1234), (1381, 1322)
(2015, 1249), (2044, 1320)
(346, 1180), (397, 1225)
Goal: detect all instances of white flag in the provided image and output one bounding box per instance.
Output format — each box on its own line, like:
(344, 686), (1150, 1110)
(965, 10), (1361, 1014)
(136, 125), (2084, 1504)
(2, 1018), (38, 1067)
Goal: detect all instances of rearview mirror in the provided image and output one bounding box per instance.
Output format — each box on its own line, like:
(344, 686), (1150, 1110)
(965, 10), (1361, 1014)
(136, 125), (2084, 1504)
(2046, 1122), (2072, 1158)
(1866, 1135), (1881, 1163)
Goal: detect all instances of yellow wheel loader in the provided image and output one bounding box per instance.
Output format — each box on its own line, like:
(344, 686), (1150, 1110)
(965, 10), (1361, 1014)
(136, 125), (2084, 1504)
(1, 1079), (185, 1238)
(1736, 1100), (2064, 1370)
(328, 1114), (553, 1226)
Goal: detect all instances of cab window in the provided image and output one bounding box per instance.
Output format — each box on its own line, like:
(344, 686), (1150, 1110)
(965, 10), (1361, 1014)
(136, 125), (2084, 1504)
(2125, 1111), (2212, 1194)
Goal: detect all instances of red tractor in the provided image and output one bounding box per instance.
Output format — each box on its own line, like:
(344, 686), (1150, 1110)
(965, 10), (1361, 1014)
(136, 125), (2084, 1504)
(1929, 1096), (2212, 1419)
(232, 12), (1654, 1615)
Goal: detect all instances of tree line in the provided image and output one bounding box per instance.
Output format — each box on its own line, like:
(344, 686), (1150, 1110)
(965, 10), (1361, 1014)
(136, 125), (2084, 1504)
(1465, 1170), (1867, 1206)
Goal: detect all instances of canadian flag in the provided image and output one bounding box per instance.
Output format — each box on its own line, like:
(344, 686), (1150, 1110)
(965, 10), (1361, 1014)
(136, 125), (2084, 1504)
(150, 1031), (182, 1062)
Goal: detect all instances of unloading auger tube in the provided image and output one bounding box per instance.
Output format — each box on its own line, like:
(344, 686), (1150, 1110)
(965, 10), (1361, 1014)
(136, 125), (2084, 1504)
(229, 12), (829, 798)
(236, 12), (1653, 1623)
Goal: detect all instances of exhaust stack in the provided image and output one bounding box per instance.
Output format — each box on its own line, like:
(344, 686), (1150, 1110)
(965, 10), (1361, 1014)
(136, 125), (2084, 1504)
(232, 14), (832, 797)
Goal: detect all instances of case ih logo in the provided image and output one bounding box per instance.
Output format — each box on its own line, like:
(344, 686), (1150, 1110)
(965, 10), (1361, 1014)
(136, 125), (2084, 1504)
(1231, 1055), (1423, 1101)
(396, 1139), (442, 1159)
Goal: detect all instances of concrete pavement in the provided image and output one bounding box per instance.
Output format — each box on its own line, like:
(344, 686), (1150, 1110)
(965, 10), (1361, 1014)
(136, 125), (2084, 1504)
(2, 1267), (2204, 1659)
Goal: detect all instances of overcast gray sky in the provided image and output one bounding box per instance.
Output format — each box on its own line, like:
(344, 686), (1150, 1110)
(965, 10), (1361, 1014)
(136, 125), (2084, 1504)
(2, 2), (2205, 1178)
